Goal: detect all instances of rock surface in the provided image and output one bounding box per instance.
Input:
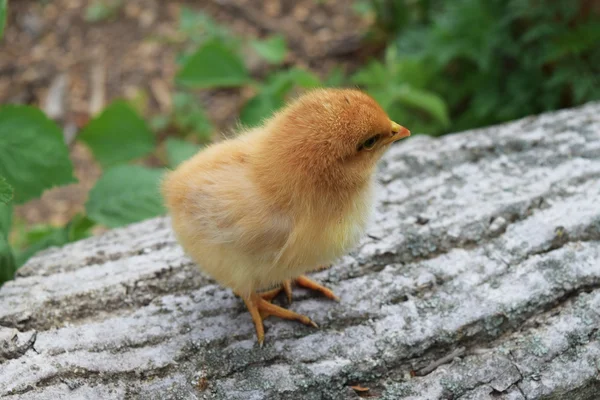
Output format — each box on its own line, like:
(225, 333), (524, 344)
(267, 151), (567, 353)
(2, 103), (600, 399)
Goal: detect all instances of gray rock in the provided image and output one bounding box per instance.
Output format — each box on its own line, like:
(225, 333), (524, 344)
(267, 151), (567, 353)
(1, 102), (600, 399)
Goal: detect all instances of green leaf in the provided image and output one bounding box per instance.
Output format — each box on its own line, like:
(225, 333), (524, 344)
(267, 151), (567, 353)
(0, 176), (12, 204)
(351, 60), (390, 88)
(172, 92), (214, 141)
(392, 58), (436, 89)
(263, 67), (320, 98)
(18, 224), (67, 248)
(352, 0), (373, 17)
(240, 92), (284, 127)
(66, 214), (95, 242)
(166, 138), (202, 168)
(395, 86), (450, 127)
(178, 7), (239, 50)
(176, 40), (250, 88)
(521, 23), (558, 44)
(0, 105), (76, 204)
(11, 214), (94, 268)
(0, 201), (11, 238)
(0, 234), (16, 284)
(262, 73), (295, 99)
(149, 114), (170, 132)
(545, 21), (600, 62)
(0, 0), (7, 39)
(250, 34), (288, 65)
(282, 68), (321, 89)
(239, 68), (321, 127)
(86, 165), (165, 228)
(13, 224), (69, 267)
(367, 88), (397, 112)
(0, 178), (13, 283)
(324, 66), (345, 87)
(179, 6), (204, 34)
(79, 100), (155, 168)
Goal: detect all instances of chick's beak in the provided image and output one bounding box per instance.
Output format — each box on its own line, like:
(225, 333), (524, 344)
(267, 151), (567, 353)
(385, 121), (410, 144)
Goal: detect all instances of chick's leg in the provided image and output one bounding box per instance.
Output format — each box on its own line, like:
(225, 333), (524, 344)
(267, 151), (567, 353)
(283, 280), (293, 303)
(241, 292), (318, 345)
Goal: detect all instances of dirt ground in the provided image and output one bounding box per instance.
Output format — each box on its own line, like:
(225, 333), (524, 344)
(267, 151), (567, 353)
(0, 0), (374, 228)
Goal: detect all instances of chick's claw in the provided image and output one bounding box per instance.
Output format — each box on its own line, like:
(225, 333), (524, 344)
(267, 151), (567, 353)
(242, 292), (318, 346)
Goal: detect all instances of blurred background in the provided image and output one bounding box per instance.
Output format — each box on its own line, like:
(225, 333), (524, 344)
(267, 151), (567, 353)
(0, 0), (599, 283)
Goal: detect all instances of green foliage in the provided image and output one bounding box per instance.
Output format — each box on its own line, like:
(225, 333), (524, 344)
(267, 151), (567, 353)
(0, 202), (13, 282)
(0, 105), (76, 203)
(0, 0), (6, 39)
(357, 0), (435, 41)
(239, 93), (281, 128)
(165, 138), (202, 168)
(0, 234), (15, 283)
(172, 92), (214, 141)
(352, 54), (449, 134)
(176, 40), (251, 88)
(0, 203), (11, 246)
(79, 100), (155, 168)
(0, 96), (169, 280)
(0, 176), (12, 204)
(175, 8), (241, 67)
(178, 7), (240, 50)
(13, 225), (69, 267)
(250, 35), (288, 65)
(324, 66), (346, 87)
(66, 214), (96, 242)
(240, 68), (321, 127)
(173, 10), (320, 128)
(149, 114), (170, 132)
(355, 0), (600, 134)
(11, 214), (94, 267)
(174, 8), (317, 131)
(352, 1), (372, 16)
(86, 165), (165, 228)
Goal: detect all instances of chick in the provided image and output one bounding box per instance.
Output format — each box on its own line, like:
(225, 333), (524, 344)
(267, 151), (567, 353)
(162, 88), (410, 345)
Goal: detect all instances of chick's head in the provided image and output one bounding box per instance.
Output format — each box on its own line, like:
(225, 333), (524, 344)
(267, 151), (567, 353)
(259, 88), (410, 192)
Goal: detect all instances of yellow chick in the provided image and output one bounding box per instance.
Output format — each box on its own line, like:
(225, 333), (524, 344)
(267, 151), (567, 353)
(162, 88), (410, 345)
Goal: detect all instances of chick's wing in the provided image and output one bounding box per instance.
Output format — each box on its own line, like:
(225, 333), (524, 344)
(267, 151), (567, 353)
(164, 142), (292, 260)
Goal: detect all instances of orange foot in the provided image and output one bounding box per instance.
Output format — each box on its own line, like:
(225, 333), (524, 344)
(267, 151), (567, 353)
(264, 275), (340, 304)
(239, 291), (318, 346)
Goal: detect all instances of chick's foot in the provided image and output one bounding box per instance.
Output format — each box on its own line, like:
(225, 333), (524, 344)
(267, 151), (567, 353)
(260, 275), (340, 304)
(295, 275), (340, 302)
(257, 281), (293, 303)
(258, 287), (283, 302)
(242, 292), (318, 346)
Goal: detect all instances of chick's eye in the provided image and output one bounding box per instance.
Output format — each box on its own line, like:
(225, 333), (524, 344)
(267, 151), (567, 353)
(358, 135), (380, 151)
